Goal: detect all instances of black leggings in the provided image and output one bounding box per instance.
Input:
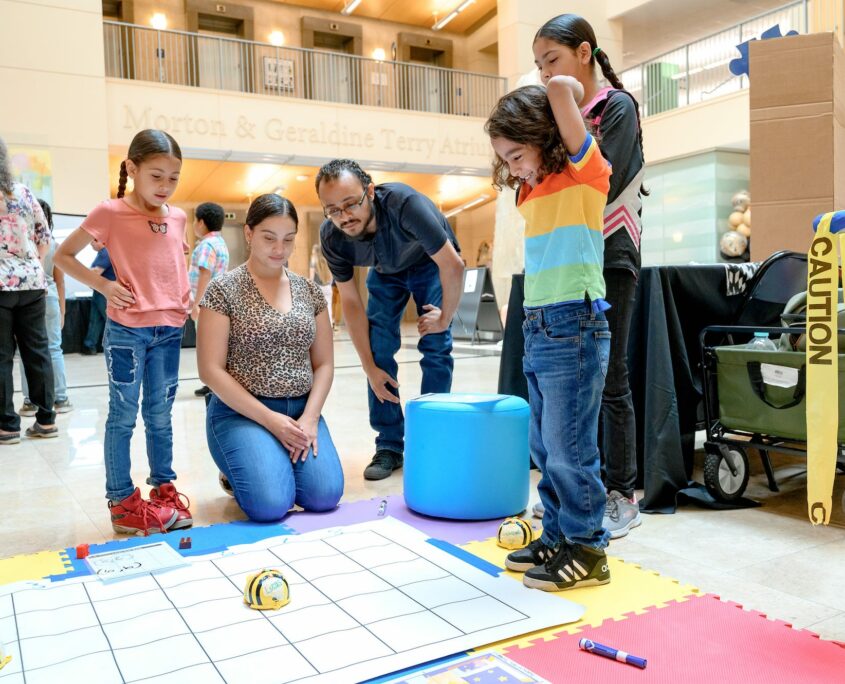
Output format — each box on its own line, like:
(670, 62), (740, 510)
(599, 268), (638, 498)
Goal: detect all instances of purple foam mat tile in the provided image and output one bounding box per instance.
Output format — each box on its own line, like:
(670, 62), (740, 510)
(284, 495), (506, 545)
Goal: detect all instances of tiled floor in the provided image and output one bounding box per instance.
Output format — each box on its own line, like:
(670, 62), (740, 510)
(2, 329), (844, 641)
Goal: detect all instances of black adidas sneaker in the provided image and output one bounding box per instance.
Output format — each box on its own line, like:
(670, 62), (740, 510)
(505, 539), (555, 572)
(523, 541), (610, 591)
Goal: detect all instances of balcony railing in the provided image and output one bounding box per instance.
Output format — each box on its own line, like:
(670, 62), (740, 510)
(103, 21), (506, 118)
(619, 1), (808, 118)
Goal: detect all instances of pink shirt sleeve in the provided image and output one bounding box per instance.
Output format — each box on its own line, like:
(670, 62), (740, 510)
(80, 201), (114, 244)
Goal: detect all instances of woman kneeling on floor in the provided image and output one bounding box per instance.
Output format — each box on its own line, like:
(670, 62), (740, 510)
(198, 193), (342, 522)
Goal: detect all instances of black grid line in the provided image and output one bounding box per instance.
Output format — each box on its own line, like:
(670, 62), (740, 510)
(209, 558), (320, 677)
(125, 573), (227, 683)
(10, 593), (25, 684)
(347, 530), (532, 623)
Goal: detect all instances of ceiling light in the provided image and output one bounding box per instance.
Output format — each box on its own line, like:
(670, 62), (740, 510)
(432, 0), (475, 31)
(150, 12), (167, 30)
(341, 0), (362, 15)
(444, 194), (489, 218)
(268, 31), (284, 47)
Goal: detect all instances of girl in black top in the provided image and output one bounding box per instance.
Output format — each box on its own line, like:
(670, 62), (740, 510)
(532, 13), (646, 538)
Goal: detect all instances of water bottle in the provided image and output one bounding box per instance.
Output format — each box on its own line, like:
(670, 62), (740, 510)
(746, 331), (777, 351)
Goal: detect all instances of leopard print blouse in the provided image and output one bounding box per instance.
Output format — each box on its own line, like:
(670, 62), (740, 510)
(200, 265), (327, 398)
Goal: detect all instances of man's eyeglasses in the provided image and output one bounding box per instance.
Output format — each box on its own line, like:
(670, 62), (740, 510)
(323, 189), (368, 220)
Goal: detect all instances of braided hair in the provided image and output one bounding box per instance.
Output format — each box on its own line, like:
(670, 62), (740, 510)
(535, 14), (649, 196)
(117, 129), (182, 199)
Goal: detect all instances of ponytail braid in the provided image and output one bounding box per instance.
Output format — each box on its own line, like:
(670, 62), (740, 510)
(594, 49), (650, 196)
(117, 161), (128, 199)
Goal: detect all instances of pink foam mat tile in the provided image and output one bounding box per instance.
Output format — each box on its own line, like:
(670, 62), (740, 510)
(501, 594), (845, 684)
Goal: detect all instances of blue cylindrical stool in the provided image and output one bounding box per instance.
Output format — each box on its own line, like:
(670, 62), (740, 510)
(404, 393), (530, 520)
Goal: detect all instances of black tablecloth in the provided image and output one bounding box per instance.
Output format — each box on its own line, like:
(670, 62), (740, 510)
(497, 266), (751, 512)
(62, 298), (196, 353)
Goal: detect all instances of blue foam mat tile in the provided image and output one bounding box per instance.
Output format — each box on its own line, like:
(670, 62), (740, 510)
(52, 520), (297, 581)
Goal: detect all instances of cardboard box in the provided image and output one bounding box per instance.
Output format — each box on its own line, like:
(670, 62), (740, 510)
(749, 33), (845, 258)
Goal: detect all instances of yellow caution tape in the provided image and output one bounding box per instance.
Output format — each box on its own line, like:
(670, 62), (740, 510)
(806, 212), (840, 524)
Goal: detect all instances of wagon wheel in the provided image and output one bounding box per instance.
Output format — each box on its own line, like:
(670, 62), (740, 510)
(704, 446), (749, 503)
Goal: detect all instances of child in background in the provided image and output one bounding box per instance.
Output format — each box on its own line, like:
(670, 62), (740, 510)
(485, 79), (612, 591)
(189, 201), (229, 398)
(531, 14), (645, 537)
(19, 199), (73, 415)
(55, 129), (193, 536)
(309, 243), (333, 326)
(81, 239), (115, 355)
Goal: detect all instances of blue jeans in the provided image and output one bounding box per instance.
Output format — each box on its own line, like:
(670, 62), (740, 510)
(83, 291), (107, 351)
(21, 291), (67, 403)
(103, 320), (182, 501)
(523, 300), (611, 549)
(206, 394), (344, 522)
(366, 259), (453, 454)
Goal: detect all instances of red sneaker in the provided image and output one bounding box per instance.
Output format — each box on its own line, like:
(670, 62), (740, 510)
(109, 487), (178, 535)
(150, 483), (193, 530)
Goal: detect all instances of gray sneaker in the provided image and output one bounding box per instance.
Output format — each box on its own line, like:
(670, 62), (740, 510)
(54, 399), (74, 413)
(603, 491), (641, 539)
(532, 501), (544, 518)
(18, 401), (37, 417)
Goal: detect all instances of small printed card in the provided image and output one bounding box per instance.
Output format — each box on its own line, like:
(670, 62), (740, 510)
(85, 542), (190, 583)
(382, 651), (549, 684)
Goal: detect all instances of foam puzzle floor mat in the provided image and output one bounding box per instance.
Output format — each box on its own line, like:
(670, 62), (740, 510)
(24, 505), (845, 683)
(462, 537), (699, 651)
(501, 593), (845, 684)
(284, 495), (504, 545)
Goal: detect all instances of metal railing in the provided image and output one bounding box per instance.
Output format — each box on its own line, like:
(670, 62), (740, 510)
(103, 21), (505, 118)
(619, 1), (808, 118)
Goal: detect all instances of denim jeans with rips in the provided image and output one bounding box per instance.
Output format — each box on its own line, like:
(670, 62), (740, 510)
(103, 320), (182, 501)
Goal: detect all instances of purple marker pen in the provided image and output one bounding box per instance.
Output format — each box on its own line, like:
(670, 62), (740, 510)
(579, 638), (647, 669)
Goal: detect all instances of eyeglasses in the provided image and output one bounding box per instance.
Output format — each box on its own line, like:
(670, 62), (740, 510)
(323, 189), (368, 220)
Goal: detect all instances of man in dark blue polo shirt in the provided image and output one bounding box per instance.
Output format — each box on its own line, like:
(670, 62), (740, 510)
(317, 159), (464, 480)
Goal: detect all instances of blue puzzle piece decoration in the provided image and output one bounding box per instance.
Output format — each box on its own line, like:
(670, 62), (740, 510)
(730, 24), (799, 76)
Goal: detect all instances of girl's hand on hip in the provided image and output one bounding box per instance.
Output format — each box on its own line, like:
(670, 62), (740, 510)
(102, 280), (135, 309)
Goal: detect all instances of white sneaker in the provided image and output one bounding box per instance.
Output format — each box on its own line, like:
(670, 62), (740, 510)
(532, 501), (544, 518)
(218, 472), (235, 497)
(603, 491), (641, 539)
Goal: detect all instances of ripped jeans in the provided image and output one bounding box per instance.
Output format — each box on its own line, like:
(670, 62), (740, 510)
(103, 320), (182, 501)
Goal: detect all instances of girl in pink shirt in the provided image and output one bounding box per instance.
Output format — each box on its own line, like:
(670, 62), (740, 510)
(55, 129), (192, 536)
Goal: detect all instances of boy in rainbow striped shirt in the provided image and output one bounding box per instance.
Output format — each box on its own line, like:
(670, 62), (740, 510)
(486, 78), (612, 592)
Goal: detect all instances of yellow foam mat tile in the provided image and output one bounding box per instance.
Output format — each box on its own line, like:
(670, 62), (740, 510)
(460, 537), (700, 652)
(0, 549), (73, 585)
